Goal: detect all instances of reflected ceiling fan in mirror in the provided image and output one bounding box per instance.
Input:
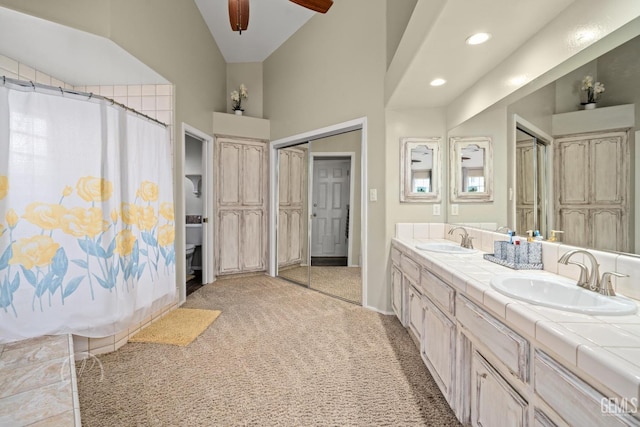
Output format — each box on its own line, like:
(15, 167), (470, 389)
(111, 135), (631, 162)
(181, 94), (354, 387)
(229, 0), (333, 34)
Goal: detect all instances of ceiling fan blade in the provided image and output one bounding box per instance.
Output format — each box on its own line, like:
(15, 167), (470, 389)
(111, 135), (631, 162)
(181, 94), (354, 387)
(289, 0), (334, 14)
(229, 0), (249, 33)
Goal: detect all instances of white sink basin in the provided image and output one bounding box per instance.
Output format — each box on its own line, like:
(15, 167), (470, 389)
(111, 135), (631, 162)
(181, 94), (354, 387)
(490, 274), (638, 316)
(415, 243), (477, 254)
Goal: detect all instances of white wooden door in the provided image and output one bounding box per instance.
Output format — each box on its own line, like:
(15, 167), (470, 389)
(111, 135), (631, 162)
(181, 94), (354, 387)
(311, 158), (350, 257)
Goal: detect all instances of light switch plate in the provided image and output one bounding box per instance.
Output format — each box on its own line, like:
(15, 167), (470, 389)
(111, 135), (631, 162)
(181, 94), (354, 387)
(369, 189), (377, 202)
(451, 204), (459, 215)
(433, 204), (441, 216)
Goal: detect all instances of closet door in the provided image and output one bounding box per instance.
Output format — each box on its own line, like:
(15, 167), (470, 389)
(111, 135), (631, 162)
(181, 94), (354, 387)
(215, 137), (268, 276)
(554, 131), (629, 252)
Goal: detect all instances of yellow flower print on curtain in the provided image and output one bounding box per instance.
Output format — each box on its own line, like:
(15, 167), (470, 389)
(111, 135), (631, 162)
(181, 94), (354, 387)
(10, 235), (59, 270)
(76, 176), (113, 202)
(0, 175), (175, 313)
(0, 176), (8, 200)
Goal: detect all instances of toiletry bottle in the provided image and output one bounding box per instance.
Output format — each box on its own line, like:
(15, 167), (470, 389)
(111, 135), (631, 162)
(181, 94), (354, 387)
(526, 230), (534, 243)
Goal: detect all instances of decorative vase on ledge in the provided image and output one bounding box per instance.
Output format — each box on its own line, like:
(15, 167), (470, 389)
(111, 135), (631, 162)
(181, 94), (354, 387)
(234, 109), (243, 116)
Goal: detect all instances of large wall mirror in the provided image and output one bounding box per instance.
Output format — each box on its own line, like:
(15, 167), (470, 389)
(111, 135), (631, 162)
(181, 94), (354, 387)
(448, 29), (640, 257)
(400, 137), (442, 203)
(449, 136), (493, 203)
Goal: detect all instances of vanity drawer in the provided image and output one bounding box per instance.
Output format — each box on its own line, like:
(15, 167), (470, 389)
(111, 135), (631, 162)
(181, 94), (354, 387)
(534, 351), (639, 427)
(400, 255), (421, 284)
(421, 269), (455, 315)
(456, 295), (529, 382)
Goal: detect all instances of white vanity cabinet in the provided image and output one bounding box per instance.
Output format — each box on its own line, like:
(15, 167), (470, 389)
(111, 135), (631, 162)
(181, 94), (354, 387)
(391, 264), (404, 324)
(420, 268), (457, 406)
(471, 350), (529, 427)
(422, 294), (456, 406)
(390, 238), (640, 427)
(457, 295), (530, 426)
(534, 351), (640, 426)
(407, 283), (424, 342)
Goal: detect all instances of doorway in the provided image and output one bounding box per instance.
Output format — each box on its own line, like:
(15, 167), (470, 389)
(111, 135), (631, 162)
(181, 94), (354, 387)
(181, 124), (214, 300)
(274, 129), (363, 305)
(310, 155), (354, 267)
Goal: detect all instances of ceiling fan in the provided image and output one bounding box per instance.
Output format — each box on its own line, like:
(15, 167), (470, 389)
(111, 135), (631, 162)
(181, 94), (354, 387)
(229, 0), (333, 34)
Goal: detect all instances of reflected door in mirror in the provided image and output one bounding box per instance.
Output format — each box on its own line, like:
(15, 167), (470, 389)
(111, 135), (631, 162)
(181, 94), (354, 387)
(554, 130), (629, 252)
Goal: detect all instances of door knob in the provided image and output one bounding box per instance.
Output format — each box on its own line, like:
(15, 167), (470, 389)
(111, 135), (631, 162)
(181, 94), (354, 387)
(312, 213), (317, 217)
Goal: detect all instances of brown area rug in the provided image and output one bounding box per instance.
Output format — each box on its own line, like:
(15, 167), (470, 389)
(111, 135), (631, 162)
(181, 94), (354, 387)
(77, 275), (460, 426)
(129, 308), (221, 346)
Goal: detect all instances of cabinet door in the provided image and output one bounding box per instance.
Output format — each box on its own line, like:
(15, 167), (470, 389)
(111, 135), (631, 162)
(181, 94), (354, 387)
(288, 209), (302, 263)
(534, 351), (638, 427)
(218, 210), (241, 274)
(407, 285), (423, 342)
(242, 144), (266, 206)
(219, 142), (241, 206)
(471, 351), (528, 427)
(422, 296), (456, 405)
(391, 266), (403, 321)
(279, 150), (291, 206)
(289, 150), (304, 207)
(278, 210), (290, 265)
(556, 139), (589, 205)
(241, 210), (265, 271)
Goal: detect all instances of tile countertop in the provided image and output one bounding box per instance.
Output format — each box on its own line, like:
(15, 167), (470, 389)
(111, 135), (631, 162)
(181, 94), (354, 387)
(393, 236), (640, 403)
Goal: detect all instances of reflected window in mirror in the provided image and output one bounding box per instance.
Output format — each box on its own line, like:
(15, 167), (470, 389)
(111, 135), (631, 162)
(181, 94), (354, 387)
(450, 136), (493, 202)
(400, 137), (442, 203)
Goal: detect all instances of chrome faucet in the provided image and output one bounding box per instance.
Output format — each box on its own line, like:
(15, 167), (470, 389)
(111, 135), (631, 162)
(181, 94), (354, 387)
(448, 226), (474, 249)
(558, 249), (601, 291)
(558, 249), (629, 296)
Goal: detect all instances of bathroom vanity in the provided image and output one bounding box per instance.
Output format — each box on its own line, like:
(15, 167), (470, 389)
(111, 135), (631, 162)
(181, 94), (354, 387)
(392, 223), (640, 426)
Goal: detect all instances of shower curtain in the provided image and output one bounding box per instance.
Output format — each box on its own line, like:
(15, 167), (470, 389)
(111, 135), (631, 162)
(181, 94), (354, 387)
(0, 85), (176, 343)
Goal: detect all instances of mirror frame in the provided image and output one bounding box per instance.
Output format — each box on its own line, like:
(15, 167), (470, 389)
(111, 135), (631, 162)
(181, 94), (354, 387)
(400, 137), (442, 203)
(450, 136), (493, 203)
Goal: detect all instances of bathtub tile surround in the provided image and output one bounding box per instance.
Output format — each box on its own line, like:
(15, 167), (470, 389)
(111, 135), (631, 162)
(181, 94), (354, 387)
(0, 335), (80, 426)
(393, 223), (640, 424)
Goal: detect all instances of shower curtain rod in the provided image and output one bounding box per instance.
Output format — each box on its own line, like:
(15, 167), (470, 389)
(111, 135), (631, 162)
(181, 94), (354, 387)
(1, 75), (168, 128)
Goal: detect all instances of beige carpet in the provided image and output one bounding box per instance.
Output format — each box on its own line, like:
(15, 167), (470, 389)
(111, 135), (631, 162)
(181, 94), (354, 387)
(77, 275), (460, 426)
(278, 266), (362, 303)
(129, 308), (221, 346)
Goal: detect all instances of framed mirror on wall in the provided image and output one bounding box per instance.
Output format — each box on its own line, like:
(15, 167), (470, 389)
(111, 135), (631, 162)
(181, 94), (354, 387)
(450, 136), (493, 203)
(400, 137), (442, 203)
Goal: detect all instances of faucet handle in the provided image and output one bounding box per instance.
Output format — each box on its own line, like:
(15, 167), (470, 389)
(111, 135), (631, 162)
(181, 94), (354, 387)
(599, 272), (629, 297)
(465, 236), (475, 249)
(567, 261), (590, 288)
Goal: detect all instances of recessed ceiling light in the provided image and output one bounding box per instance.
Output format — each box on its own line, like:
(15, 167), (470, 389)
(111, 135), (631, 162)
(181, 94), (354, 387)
(430, 78), (446, 87)
(466, 33), (491, 45)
